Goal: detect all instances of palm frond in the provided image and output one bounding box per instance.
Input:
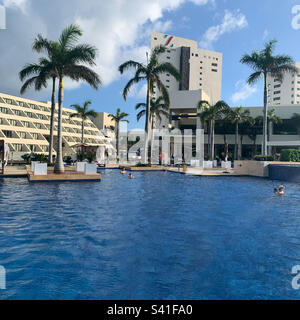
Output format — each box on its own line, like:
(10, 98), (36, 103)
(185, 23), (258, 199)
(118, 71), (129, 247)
(118, 60), (144, 74)
(135, 102), (146, 110)
(152, 62), (181, 81)
(66, 44), (98, 66)
(19, 63), (43, 81)
(197, 100), (211, 111)
(20, 76), (41, 94)
(64, 65), (101, 89)
(247, 71), (263, 85)
(137, 110), (146, 122)
(59, 24), (82, 49)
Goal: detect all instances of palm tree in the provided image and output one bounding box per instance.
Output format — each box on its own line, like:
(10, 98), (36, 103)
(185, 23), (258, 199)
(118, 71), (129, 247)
(267, 108), (282, 154)
(108, 108), (129, 160)
(19, 38), (58, 164)
(227, 107), (252, 160)
(247, 117), (263, 157)
(239, 117), (255, 159)
(197, 100), (230, 160)
(70, 100), (97, 144)
(240, 40), (297, 155)
(218, 117), (233, 162)
(119, 45), (181, 162)
(135, 96), (169, 129)
(197, 100), (213, 157)
(47, 24), (101, 173)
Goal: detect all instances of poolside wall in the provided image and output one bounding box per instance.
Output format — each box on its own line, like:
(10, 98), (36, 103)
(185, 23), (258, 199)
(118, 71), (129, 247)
(268, 164), (300, 182)
(234, 161), (269, 177)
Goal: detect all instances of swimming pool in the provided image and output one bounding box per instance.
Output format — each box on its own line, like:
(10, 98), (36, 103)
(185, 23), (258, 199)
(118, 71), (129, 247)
(0, 170), (300, 299)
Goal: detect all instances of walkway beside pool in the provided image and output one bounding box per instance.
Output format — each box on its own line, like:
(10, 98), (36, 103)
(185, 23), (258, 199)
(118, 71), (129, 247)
(0, 166), (27, 177)
(167, 167), (247, 176)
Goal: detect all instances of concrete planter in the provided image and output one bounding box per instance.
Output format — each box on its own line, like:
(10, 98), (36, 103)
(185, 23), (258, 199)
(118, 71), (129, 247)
(191, 159), (200, 167)
(203, 161), (213, 169)
(85, 163), (97, 174)
(34, 163), (47, 175)
(76, 162), (86, 172)
(221, 161), (231, 169)
(31, 161), (40, 172)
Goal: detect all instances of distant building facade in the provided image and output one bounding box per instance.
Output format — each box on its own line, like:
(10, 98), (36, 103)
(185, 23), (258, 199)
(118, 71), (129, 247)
(0, 93), (108, 160)
(150, 31), (222, 129)
(267, 62), (300, 106)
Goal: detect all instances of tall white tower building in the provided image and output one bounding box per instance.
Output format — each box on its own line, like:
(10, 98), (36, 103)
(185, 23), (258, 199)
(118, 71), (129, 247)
(150, 31), (223, 129)
(267, 62), (300, 106)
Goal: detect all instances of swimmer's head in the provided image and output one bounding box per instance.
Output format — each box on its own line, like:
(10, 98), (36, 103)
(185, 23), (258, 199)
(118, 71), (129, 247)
(274, 188), (278, 193)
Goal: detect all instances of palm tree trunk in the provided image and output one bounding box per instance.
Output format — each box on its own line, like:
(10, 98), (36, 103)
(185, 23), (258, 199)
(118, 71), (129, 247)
(234, 122), (239, 160)
(262, 72), (268, 155)
(143, 79), (151, 163)
(240, 135), (243, 160)
(254, 137), (257, 156)
(206, 121), (210, 159)
(224, 134), (228, 162)
(81, 120), (85, 155)
(210, 120), (214, 161)
(54, 76), (64, 173)
(268, 120), (273, 155)
(81, 120), (84, 144)
(48, 76), (56, 164)
(116, 121), (119, 160)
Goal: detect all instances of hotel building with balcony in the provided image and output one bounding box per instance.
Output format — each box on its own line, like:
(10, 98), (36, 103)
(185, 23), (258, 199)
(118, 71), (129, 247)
(0, 92), (111, 160)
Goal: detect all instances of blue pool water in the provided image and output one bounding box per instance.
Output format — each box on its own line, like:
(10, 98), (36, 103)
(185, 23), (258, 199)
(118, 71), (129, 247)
(0, 170), (300, 300)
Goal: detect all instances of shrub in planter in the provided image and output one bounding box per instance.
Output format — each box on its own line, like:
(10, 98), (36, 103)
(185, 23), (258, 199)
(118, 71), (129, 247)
(280, 149), (300, 162)
(21, 154), (30, 164)
(77, 153), (96, 163)
(135, 162), (151, 167)
(34, 153), (48, 162)
(254, 155), (274, 161)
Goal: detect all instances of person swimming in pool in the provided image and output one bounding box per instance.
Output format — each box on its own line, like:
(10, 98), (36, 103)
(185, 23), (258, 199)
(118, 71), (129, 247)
(274, 185), (285, 195)
(121, 168), (126, 174)
(278, 185), (285, 195)
(129, 173), (134, 179)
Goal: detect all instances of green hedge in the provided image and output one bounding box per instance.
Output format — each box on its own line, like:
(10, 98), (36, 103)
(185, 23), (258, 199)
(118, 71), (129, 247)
(254, 155), (274, 161)
(280, 149), (300, 162)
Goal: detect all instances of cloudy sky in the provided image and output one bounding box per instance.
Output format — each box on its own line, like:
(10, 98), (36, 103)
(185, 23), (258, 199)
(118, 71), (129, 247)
(0, 0), (299, 128)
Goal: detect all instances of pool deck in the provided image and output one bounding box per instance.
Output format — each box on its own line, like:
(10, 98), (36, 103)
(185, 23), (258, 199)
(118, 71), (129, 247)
(0, 166), (27, 178)
(25, 166), (101, 182)
(3, 163), (293, 179)
(125, 165), (247, 176)
(167, 167), (247, 176)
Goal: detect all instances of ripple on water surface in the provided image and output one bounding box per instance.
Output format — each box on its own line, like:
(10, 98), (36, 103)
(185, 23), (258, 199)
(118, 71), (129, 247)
(0, 171), (300, 299)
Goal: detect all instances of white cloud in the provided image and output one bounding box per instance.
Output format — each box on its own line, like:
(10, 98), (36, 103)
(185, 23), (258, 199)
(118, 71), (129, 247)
(200, 10), (248, 49)
(231, 80), (257, 104)
(190, 0), (215, 5)
(0, 0), (215, 99)
(127, 83), (147, 100)
(152, 20), (173, 33)
(3, 0), (27, 13)
(263, 29), (269, 40)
